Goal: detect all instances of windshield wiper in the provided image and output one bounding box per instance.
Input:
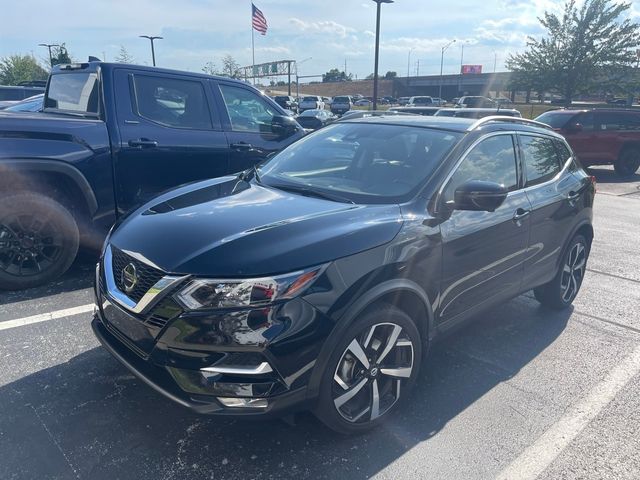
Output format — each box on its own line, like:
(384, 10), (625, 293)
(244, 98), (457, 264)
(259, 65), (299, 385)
(268, 182), (355, 204)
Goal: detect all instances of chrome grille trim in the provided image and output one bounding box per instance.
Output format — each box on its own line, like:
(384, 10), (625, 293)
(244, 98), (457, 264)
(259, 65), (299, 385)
(103, 245), (188, 315)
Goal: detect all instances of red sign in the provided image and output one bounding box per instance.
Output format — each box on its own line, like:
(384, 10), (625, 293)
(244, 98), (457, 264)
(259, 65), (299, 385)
(461, 65), (483, 74)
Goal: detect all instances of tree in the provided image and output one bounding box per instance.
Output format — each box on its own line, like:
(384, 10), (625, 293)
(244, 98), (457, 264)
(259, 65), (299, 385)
(384, 71), (397, 79)
(507, 0), (640, 105)
(202, 61), (218, 76)
(221, 55), (241, 79)
(51, 44), (72, 66)
(114, 46), (134, 64)
(0, 55), (48, 85)
(322, 68), (352, 82)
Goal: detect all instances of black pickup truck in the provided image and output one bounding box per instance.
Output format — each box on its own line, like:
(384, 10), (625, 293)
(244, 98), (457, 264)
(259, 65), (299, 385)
(0, 62), (303, 290)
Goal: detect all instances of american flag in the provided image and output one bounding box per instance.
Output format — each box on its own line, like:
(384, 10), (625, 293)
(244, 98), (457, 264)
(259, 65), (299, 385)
(252, 3), (268, 35)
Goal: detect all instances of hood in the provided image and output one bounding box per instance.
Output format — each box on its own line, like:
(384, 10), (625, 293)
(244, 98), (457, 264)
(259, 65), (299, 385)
(110, 177), (403, 277)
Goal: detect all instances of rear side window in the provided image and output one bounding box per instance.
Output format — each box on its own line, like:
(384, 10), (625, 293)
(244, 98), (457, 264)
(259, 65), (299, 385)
(444, 134), (518, 201)
(520, 135), (561, 187)
(132, 75), (213, 130)
(598, 112), (640, 131)
(0, 88), (26, 101)
(45, 73), (99, 114)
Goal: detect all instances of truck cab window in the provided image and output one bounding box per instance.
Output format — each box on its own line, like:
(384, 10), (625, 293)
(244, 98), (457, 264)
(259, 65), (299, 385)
(219, 85), (277, 133)
(132, 75), (213, 130)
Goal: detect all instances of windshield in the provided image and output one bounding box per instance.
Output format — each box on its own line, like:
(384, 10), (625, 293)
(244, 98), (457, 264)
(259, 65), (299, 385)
(302, 97), (317, 102)
(334, 97), (350, 103)
(259, 123), (462, 204)
(535, 111), (575, 129)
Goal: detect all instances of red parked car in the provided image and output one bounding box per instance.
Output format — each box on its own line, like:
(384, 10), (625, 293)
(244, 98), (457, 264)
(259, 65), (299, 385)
(536, 109), (640, 177)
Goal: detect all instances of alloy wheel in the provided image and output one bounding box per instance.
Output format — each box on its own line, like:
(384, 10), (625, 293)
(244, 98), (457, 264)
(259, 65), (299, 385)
(332, 322), (414, 424)
(0, 214), (64, 277)
(560, 242), (586, 303)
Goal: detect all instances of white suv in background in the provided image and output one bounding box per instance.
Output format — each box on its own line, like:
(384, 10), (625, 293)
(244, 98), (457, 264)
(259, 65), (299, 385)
(299, 95), (325, 111)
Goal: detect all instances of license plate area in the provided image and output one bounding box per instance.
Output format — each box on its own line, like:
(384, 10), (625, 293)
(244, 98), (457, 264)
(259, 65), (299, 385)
(102, 298), (156, 357)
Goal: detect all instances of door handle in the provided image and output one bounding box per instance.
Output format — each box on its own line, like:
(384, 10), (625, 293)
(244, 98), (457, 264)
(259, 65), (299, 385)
(513, 208), (530, 222)
(230, 142), (253, 151)
(567, 191), (580, 201)
(128, 138), (158, 148)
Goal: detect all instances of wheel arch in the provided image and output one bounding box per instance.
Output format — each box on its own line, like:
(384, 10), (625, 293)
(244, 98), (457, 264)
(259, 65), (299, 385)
(0, 159), (98, 218)
(306, 278), (434, 400)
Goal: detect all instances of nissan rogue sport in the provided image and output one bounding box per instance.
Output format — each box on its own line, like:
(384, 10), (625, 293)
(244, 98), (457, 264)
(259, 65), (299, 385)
(93, 115), (595, 434)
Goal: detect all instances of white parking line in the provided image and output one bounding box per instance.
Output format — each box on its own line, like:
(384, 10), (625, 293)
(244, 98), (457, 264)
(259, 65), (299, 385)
(0, 304), (95, 331)
(496, 343), (640, 480)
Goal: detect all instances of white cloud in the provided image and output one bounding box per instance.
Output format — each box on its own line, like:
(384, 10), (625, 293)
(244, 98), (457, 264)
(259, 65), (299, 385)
(289, 18), (356, 38)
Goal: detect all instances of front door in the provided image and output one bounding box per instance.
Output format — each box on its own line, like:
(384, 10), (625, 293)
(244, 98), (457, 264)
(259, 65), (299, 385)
(113, 69), (230, 214)
(214, 81), (302, 173)
(438, 133), (531, 324)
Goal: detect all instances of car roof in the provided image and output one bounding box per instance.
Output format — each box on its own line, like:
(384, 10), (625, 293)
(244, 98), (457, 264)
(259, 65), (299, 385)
(340, 114), (563, 136)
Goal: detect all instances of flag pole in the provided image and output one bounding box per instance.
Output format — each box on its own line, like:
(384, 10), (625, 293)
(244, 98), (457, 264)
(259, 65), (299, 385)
(251, 3), (255, 85)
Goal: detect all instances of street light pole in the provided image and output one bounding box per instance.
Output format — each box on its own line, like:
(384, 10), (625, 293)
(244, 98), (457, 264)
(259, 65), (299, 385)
(439, 39), (456, 101)
(38, 43), (60, 67)
(371, 0), (393, 111)
(407, 47), (414, 79)
(139, 35), (163, 66)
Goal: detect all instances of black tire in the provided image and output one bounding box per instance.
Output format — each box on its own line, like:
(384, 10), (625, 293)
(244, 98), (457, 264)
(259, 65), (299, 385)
(314, 303), (422, 435)
(614, 148), (640, 178)
(534, 234), (589, 310)
(0, 193), (79, 290)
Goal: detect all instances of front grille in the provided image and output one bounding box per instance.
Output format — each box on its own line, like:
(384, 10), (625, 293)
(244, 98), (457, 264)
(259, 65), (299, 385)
(111, 247), (165, 303)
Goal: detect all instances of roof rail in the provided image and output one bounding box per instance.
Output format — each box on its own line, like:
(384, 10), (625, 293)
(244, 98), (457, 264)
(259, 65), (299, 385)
(467, 115), (554, 132)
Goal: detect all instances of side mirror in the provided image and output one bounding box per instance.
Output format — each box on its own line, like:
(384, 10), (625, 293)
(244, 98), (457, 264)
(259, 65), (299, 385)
(454, 180), (508, 212)
(271, 114), (299, 138)
(566, 123), (583, 134)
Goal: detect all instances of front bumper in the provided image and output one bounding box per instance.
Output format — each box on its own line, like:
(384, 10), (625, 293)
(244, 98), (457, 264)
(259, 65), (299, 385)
(92, 254), (333, 417)
(92, 315), (310, 416)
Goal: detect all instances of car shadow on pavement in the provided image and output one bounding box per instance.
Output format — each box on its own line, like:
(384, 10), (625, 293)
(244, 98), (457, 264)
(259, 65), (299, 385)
(0, 295), (571, 480)
(0, 250), (97, 306)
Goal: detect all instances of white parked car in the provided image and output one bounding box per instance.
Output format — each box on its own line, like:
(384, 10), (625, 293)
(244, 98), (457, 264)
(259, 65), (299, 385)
(354, 98), (372, 107)
(406, 96), (434, 106)
(299, 95), (325, 111)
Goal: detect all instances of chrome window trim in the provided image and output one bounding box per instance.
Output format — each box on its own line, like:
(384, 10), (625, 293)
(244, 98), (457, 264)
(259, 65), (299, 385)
(435, 131), (519, 208)
(103, 245), (188, 315)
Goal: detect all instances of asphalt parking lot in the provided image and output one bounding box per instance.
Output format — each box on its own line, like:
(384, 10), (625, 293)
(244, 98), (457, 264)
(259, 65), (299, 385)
(1, 166), (639, 480)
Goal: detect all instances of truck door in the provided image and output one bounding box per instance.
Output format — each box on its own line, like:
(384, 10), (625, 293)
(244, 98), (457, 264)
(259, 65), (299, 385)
(113, 69), (230, 214)
(213, 81), (303, 173)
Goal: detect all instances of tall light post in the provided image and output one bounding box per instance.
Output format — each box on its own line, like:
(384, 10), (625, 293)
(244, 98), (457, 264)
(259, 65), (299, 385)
(38, 43), (59, 67)
(295, 57), (312, 101)
(407, 47), (415, 78)
(493, 50), (498, 73)
(139, 35), (163, 66)
(439, 39), (456, 101)
(458, 40), (470, 96)
(371, 0), (394, 111)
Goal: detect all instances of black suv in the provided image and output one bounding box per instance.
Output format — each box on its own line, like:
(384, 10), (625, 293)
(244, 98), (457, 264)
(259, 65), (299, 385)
(273, 95), (298, 113)
(93, 116), (595, 434)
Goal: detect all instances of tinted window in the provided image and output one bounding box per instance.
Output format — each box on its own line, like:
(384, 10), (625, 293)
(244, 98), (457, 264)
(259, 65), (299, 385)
(0, 88), (26, 101)
(133, 75), (212, 129)
(260, 123), (462, 203)
(536, 111), (575, 129)
(574, 112), (595, 131)
(598, 112), (640, 131)
(45, 73), (99, 113)
(444, 135), (518, 201)
(219, 85), (277, 133)
(520, 135), (561, 187)
(334, 96), (350, 102)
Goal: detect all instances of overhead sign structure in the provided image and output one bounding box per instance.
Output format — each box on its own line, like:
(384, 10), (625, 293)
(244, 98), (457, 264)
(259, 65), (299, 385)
(461, 65), (483, 75)
(240, 60), (295, 79)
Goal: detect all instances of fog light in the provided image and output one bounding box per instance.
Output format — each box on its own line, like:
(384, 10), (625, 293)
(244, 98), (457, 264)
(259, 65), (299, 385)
(218, 397), (268, 408)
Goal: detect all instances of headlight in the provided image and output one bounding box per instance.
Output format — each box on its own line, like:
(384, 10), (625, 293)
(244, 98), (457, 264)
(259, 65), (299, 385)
(174, 266), (324, 311)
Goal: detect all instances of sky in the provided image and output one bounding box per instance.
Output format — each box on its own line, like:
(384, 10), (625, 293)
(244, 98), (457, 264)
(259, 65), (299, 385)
(2, 0), (639, 80)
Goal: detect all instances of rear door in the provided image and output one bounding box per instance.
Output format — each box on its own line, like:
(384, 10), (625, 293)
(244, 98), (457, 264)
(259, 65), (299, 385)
(113, 69), (230, 214)
(564, 111), (599, 166)
(438, 133), (531, 324)
(214, 81), (302, 173)
(519, 134), (582, 288)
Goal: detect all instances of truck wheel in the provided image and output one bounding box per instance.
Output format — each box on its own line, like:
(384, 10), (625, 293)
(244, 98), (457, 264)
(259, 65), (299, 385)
(0, 193), (79, 290)
(614, 148), (640, 178)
